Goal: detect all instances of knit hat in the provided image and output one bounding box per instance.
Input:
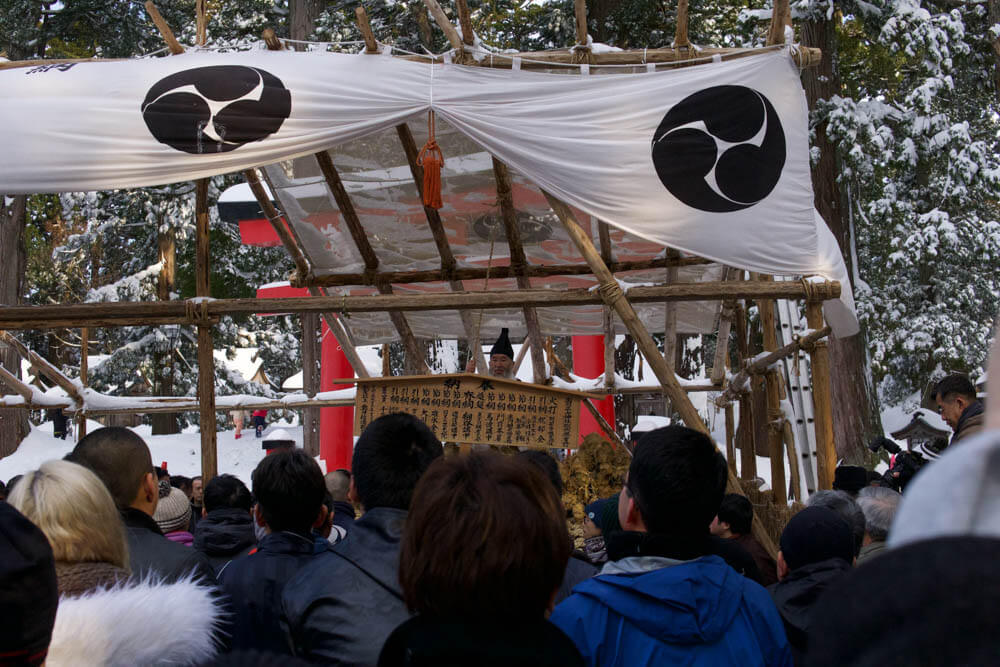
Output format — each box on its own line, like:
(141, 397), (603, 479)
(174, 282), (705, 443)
(0, 501), (59, 665)
(154, 486), (193, 534)
(806, 536), (1000, 667)
(779, 506), (854, 571)
(489, 328), (514, 359)
(833, 465), (868, 496)
(585, 494), (621, 535)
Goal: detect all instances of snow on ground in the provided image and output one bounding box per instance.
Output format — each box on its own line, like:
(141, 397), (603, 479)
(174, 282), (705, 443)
(0, 419), (301, 488)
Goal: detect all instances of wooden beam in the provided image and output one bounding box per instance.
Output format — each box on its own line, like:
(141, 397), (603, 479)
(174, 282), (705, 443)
(244, 169), (311, 278)
(395, 123), (487, 374)
(543, 190), (779, 559)
(455, 0), (475, 45)
(603, 308), (615, 389)
(262, 27), (283, 50)
(584, 399), (631, 456)
(782, 418), (802, 502)
(315, 150), (429, 373)
(299, 255), (712, 288)
(79, 327), (89, 439)
(711, 300), (736, 385)
(715, 325), (831, 407)
(724, 402), (736, 475)
(757, 281), (785, 504)
(512, 339), (531, 375)
(196, 0), (207, 46)
(493, 158), (550, 384)
(663, 249), (679, 380)
(767, 0), (791, 46)
(806, 302), (835, 490)
(195, 179), (218, 483)
(144, 1), (184, 54)
(301, 311), (320, 456)
(674, 0), (691, 49)
(355, 7), (379, 53)
(0, 281), (841, 328)
(0, 365), (35, 404)
(0, 45), (824, 72)
(1, 333), (83, 406)
(421, 0), (471, 63)
(574, 0), (588, 46)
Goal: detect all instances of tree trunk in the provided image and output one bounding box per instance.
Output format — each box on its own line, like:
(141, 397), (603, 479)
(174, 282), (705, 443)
(0, 195), (30, 457)
(800, 18), (883, 462)
(151, 227), (179, 435)
(290, 0), (325, 42)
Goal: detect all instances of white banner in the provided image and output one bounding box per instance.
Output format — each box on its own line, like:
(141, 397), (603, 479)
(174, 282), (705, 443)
(0, 49), (857, 334)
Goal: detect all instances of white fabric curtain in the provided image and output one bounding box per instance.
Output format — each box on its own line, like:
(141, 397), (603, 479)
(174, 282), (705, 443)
(0, 49), (857, 334)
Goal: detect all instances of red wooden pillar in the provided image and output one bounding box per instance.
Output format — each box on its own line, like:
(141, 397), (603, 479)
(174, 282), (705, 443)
(572, 335), (615, 443)
(320, 319), (355, 470)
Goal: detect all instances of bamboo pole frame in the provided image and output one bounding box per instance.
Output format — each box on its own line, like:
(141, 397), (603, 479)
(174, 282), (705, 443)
(543, 191), (779, 559)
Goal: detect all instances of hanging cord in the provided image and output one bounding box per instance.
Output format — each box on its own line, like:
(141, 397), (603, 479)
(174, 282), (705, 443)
(417, 110), (444, 209)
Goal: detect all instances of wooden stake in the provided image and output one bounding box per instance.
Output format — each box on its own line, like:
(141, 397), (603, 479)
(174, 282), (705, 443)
(78, 327), (88, 440)
(806, 301), (835, 490)
(493, 158), (549, 384)
(144, 1), (185, 54)
(574, 0), (588, 46)
(195, 179), (217, 483)
(355, 7), (379, 53)
(196, 0), (207, 46)
(766, 0), (791, 46)
(757, 282), (786, 505)
(455, 0), (475, 45)
(543, 191), (778, 559)
(674, 0), (691, 48)
(262, 27), (283, 50)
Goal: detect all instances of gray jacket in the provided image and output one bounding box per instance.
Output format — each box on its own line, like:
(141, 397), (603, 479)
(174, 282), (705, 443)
(281, 507), (409, 666)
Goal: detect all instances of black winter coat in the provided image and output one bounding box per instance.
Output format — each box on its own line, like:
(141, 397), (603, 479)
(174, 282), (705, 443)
(194, 508), (257, 574)
(768, 557), (852, 665)
(218, 531), (323, 655)
(121, 507), (216, 585)
(378, 615), (584, 667)
(282, 507), (410, 666)
(555, 553), (598, 605)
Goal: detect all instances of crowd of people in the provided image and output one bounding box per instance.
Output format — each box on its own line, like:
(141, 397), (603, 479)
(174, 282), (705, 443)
(0, 369), (995, 665)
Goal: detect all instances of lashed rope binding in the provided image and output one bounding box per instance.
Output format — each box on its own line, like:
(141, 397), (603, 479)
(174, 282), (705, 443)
(417, 110), (444, 209)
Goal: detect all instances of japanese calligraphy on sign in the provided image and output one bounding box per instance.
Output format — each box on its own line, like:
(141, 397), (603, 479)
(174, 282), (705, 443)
(351, 373), (600, 450)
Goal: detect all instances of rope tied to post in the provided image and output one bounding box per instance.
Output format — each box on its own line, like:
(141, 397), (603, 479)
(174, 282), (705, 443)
(597, 280), (625, 305)
(417, 110), (444, 209)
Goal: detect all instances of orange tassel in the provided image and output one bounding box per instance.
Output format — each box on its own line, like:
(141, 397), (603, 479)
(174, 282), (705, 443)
(417, 110), (444, 209)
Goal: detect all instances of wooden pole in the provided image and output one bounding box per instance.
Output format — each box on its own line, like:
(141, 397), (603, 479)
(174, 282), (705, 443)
(195, 179), (218, 483)
(767, 0), (791, 46)
(355, 7), (379, 53)
(663, 250), (679, 403)
(301, 312), (319, 457)
(78, 327), (88, 440)
(674, 0), (691, 48)
(711, 301), (736, 385)
(543, 191), (779, 558)
(455, 0), (475, 45)
(603, 308), (616, 389)
(725, 402), (737, 475)
(196, 0), (207, 46)
(145, 1), (185, 54)
(493, 158), (549, 384)
(421, 0), (471, 62)
(300, 255), (712, 289)
(735, 300), (757, 480)
(512, 339), (531, 375)
(782, 419), (802, 502)
(757, 282), (786, 505)
(262, 27), (283, 50)
(0, 365), (36, 403)
(0, 281), (841, 329)
(584, 399), (631, 456)
(806, 301), (835, 490)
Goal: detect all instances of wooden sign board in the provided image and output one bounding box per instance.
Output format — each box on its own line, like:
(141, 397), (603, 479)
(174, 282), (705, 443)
(351, 373), (600, 450)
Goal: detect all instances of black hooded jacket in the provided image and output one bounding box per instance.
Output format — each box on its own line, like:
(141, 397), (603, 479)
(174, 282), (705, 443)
(768, 557), (852, 664)
(194, 508), (257, 574)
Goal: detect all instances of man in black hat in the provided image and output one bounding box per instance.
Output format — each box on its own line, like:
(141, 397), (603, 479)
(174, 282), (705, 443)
(465, 327), (517, 378)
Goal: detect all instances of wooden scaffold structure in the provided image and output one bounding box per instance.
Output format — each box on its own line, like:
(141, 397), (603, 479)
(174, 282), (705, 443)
(0, 0), (846, 554)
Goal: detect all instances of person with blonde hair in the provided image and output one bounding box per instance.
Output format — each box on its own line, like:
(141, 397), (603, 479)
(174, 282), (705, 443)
(9, 458), (225, 665)
(8, 459), (130, 596)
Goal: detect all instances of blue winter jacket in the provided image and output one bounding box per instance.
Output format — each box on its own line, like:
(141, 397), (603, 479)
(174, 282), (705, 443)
(550, 555), (793, 667)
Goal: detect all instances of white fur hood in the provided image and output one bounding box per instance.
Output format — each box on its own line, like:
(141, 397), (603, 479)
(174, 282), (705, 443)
(47, 575), (222, 666)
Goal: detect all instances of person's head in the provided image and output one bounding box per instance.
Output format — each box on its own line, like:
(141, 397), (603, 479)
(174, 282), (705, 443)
(324, 469), (351, 503)
(170, 474), (193, 498)
(584, 495), (621, 538)
(154, 486), (193, 535)
(777, 506), (854, 579)
(7, 460), (129, 570)
(710, 493), (753, 538)
(856, 485), (901, 545)
(515, 450), (563, 496)
(807, 489), (866, 558)
(191, 475), (203, 504)
(203, 474), (252, 514)
(400, 452), (571, 619)
(620, 425), (727, 537)
(251, 449), (326, 535)
(488, 328), (515, 378)
(833, 465), (869, 497)
(0, 501), (58, 666)
(931, 373), (978, 430)
(351, 413), (443, 511)
(69, 427), (158, 516)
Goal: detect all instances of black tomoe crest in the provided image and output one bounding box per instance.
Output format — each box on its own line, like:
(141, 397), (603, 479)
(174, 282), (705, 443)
(651, 85), (785, 212)
(141, 65), (291, 154)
